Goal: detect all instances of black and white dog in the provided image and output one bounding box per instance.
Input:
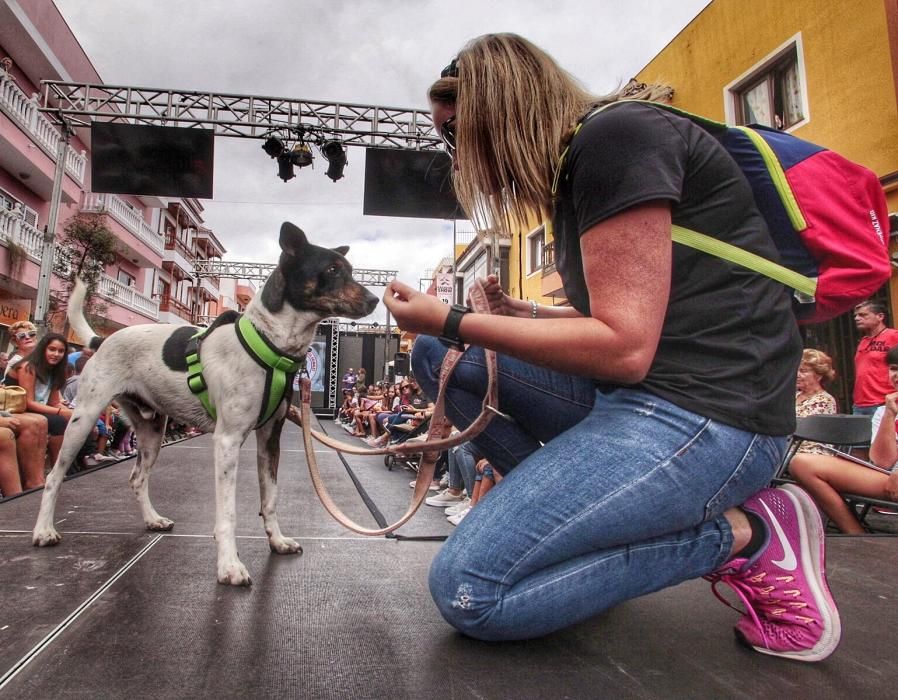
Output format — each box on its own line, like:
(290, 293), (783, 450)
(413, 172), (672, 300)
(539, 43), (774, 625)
(32, 222), (378, 585)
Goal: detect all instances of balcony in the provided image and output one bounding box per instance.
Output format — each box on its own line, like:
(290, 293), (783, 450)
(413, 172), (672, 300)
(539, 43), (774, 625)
(157, 293), (193, 323)
(0, 68), (86, 187)
(96, 274), (159, 321)
(0, 206), (44, 260)
(164, 232), (196, 275)
(81, 193), (164, 263)
(540, 240), (565, 299)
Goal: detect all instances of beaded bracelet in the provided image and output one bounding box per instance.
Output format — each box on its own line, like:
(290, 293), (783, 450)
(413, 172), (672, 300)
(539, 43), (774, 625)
(530, 300), (538, 319)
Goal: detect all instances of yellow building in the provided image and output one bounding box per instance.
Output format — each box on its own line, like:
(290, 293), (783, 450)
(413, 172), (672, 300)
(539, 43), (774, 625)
(633, 0), (898, 409)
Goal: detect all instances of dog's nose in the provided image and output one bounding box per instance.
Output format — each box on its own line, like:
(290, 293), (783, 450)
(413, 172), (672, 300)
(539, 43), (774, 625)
(364, 290), (379, 314)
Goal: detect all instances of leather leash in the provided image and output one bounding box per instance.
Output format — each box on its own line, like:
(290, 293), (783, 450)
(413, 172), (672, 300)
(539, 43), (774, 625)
(298, 279), (500, 536)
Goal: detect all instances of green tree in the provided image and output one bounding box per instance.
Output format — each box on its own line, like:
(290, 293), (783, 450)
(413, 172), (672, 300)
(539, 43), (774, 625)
(52, 213), (119, 331)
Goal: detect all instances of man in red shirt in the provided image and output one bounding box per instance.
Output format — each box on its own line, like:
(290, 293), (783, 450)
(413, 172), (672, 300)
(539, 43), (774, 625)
(853, 301), (898, 414)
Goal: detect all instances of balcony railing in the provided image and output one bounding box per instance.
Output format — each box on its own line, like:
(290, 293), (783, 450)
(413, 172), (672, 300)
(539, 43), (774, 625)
(96, 275), (159, 320)
(157, 293), (193, 322)
(165, 233), (196, 261)
(81, 193), (164, 256)
(0, 69), (86, 185)
(0, 206), (44, 259)
(542, 240), (556, 274)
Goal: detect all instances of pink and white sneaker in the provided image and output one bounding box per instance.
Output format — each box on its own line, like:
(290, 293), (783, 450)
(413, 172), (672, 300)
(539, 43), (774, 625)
(706, 484), (841, 662)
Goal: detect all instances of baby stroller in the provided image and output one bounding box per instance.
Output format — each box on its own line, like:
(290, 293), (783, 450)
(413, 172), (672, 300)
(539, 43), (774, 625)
(383, 414), (432, 472)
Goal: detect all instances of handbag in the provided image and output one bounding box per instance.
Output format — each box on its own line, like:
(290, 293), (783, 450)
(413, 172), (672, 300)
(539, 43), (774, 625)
(0, 385), (27, 413)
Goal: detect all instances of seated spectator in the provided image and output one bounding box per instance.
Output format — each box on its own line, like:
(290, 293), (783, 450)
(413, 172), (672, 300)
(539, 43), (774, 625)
(64, 355), (115, 467)
(0, 414), (20, 497)
(4, 320), (38, 385)
(790, 345), (898, 533)
(12, 332), (71, 466)
(426, 440), (479, 510)
(353, 388), (386, 438)
(795, 348), (838, 455)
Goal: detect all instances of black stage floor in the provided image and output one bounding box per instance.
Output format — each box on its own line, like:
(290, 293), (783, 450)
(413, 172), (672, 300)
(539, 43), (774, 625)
(1, 417), (896, 698)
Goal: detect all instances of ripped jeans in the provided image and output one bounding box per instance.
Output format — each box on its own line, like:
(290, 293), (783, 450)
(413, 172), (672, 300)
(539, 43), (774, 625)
(412, 337), (786, 641)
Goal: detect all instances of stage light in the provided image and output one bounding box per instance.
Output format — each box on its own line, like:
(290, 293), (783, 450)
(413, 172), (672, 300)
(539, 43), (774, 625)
(277, 152), (295, 181)
(321, 140), (348, 182)
(291, 143), (314, 168)
(262, 137), (285, 158)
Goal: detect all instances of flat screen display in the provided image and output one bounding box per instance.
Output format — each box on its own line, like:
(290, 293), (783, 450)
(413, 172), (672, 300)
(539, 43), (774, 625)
(363, 147), (462, 220)
(91, 122), (214, 199)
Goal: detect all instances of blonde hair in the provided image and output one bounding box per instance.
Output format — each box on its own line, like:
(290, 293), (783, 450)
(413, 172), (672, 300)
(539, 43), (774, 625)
(801, 348), (836, 383)
(436, 33), (672, 235)
(8, 320), (36, 336)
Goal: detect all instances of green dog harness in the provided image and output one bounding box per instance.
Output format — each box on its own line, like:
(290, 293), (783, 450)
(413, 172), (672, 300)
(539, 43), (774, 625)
(186, 314), (304, 427)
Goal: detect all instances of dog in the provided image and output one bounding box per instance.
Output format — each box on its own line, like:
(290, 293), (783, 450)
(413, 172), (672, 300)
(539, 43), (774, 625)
(32, 222), (378, 586)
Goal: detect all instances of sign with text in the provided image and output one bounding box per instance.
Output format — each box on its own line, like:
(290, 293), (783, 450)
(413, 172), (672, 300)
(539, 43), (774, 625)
(435, 273), (454, 305)
(0, 299), (32, 327)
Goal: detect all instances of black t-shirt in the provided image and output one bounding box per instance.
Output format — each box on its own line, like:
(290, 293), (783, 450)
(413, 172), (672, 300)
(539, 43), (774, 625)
(553, 102), (801, 435)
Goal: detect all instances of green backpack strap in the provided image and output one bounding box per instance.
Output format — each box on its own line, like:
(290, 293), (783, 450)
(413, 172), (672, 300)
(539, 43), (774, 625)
(671, 225), (817, 300)
(550, 100), (818, 302)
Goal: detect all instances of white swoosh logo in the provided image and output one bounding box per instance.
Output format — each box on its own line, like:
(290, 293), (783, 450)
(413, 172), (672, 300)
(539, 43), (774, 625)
(759, 500), (797, 571)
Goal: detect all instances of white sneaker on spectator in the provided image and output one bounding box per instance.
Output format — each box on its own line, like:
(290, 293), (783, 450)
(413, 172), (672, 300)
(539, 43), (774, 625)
(409, 479), (441, 491)
(445, 497), (471, 516)
(447, 506), (471, 526)
(426, 489), (465, 507)
(93, 453), (116, 462)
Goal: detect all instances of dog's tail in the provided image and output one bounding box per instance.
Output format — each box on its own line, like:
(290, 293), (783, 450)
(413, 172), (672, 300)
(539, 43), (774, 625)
(68, 278), (99, 347)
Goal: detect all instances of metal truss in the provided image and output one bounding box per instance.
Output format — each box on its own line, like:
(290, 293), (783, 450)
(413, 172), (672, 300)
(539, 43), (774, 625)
(192, 259), (397, 285)
(40, 81), (442, 150)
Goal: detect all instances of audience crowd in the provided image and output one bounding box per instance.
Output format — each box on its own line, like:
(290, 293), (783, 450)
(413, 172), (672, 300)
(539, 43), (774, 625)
(6, 301), (898, 534)
(0, 323), (201, 499)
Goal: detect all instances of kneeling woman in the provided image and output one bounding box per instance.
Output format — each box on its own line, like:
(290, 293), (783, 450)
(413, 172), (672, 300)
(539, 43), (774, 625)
(12, 333), (72, 466)
(385, 34), (838, 663)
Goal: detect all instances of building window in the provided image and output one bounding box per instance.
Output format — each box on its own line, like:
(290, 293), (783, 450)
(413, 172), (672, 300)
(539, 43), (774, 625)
(729, 40), (806, 130)
(527, 226), (545, 275)
(117, 270), (135, 287)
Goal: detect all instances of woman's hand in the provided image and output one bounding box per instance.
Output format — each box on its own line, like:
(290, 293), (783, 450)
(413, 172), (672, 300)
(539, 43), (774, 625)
(0, 415), (20, 433)
(481, 274), (510, 316)
(56, 405), (73, 420)
(383, 280), (450, 336)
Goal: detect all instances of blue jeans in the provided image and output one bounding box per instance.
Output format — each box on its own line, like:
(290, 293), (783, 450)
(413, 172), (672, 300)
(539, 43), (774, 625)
(852, 404), (881, 416)
(448, 441), (481, 495)
(412, 337), (787, 641)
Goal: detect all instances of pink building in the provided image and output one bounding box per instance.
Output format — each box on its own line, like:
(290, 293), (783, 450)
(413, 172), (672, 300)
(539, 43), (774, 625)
(0, 0), (229, 346)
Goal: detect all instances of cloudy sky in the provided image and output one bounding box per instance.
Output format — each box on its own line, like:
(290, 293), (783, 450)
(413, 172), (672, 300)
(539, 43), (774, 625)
(53, 0), (709, 322)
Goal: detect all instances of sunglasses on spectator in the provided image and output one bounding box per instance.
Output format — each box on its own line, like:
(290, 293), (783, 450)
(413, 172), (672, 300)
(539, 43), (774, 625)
(440, 115), (457, 158)
(15, 331), (37, 340)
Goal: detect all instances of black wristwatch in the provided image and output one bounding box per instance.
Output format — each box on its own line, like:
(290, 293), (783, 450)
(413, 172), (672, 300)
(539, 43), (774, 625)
(438, 304), (471, 351)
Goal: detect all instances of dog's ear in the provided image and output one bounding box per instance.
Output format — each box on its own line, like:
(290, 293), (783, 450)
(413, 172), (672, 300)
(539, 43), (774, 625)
(334, 246), (349, 257)
(279, 222), (308, 257)
(261, 268), (286, 312)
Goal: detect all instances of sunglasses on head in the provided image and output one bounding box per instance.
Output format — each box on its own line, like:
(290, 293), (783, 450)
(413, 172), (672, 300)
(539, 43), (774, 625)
(440, 115), (457, 158)
(440, 58), (459, 78)
(15, 331), (37, 341)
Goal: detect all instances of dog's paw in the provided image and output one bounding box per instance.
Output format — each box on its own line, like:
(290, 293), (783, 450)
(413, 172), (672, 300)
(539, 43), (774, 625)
(217, 561), (252, 587)
(269, 536), (303, 555)
(146, 517), (174, 532)
(32, 528), (61, 547)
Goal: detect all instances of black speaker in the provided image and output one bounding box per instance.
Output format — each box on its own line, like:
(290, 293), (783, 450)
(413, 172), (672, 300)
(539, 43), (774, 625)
(394, 352), (409, 376)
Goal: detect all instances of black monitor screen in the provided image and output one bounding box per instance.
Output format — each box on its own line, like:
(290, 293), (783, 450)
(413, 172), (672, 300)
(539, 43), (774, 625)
(91, 122), (214, 199)
(363, 147), (462, 220)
